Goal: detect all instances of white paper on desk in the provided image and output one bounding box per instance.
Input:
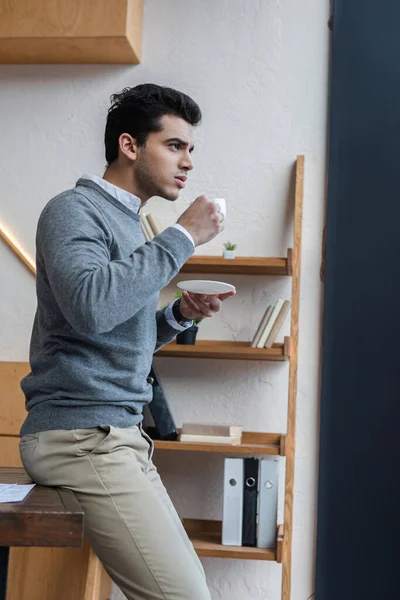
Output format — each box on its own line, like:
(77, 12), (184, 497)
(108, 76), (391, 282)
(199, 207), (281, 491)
(0, 483), (36, 503)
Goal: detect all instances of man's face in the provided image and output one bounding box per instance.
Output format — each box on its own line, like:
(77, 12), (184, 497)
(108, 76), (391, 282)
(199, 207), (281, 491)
(133, 114), (195, 201)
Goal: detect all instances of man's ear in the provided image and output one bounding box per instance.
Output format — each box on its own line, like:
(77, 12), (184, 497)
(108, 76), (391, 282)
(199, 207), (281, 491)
(118, 133), (138, 162)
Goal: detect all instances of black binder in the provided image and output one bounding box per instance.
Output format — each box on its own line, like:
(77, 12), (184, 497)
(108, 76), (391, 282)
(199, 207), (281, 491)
(242, 457), (259, 546)
(144, 363), (178, 441)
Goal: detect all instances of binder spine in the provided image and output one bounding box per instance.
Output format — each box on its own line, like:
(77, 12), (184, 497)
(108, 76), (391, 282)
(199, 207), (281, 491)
(222, 458), (244, 546)
(257, 458), (279, 548)
(242, 458), (259, 547)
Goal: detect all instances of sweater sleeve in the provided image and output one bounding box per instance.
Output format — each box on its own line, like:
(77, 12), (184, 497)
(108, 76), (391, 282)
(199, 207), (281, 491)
(37, 193), (194, 335)
(153, 307), (182, 351)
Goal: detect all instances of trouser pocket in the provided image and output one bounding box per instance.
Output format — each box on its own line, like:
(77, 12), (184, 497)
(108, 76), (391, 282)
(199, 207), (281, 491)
(73, 425), (112, 456)
(19, 433), (39, 449)
(138, 423), (154, 462)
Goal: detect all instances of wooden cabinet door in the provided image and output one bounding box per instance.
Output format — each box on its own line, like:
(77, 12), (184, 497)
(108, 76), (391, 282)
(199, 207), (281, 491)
(0, 362), (29, 436)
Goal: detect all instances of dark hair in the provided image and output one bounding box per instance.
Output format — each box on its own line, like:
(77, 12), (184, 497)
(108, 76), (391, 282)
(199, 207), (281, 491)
(104, 83), (202, 164)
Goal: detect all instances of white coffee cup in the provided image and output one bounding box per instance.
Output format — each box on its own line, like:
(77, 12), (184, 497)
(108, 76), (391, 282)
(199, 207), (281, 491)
(211, 197), (227, 219)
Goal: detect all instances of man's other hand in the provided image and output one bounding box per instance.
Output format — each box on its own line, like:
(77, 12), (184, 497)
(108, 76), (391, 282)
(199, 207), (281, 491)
(179, 290), (236, 321)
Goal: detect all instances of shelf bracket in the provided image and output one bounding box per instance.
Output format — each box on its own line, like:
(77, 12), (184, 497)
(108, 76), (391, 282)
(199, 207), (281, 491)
(284, 337), (291, 358)
(286, 248), (293, 275)
(276, 525), (284, 563)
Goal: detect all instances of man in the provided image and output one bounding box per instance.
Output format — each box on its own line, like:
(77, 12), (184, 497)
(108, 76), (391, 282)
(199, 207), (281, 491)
(19, 84), (234, 600)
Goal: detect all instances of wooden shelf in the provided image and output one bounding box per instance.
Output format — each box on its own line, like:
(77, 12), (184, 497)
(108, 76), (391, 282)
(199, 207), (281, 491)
(154, 432), (285, 456)
(156, 340), (289, 361)
(180, 252), (292, 276)
(183, 518), (278, 561)
(0, 0), (143, 64)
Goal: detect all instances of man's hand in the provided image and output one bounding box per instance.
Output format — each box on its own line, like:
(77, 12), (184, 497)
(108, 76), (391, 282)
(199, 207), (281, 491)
(177, 195), (224, 247)
(179, 290), (236, 321)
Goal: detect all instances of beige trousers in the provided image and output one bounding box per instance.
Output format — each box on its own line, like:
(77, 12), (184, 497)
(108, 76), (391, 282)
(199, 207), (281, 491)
(19, 424), (211, 600)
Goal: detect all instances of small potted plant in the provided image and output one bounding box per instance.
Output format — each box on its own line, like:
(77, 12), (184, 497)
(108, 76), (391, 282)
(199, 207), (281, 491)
(223, 241), (237, 259)
(176, 319), (200, 345)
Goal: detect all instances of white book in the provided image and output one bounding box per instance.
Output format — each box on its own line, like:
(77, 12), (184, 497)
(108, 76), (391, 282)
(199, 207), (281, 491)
(251, 305), (273, 348)
(181, 423), (242, 436)
(222, 458), (244, 546)
(179, 433), (241, 445)
(141, 214), (154, 240)
(264, 300), (291, 348)
(256, 299), (285, 348)
(146, 213), (163, 236)
(140, 217), (151, 241)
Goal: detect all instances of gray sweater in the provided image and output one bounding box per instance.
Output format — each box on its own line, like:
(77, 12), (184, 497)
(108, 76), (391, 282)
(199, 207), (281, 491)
(20, 178), (194, 435)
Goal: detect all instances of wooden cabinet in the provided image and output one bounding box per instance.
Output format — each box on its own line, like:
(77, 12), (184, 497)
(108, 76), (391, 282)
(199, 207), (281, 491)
(0, 0), (143, 64)
(0, 362), (111, 600)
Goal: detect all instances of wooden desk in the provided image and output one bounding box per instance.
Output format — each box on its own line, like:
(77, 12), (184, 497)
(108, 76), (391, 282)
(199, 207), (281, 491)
(0, 362), (111, 600)
(0, 468), (84, 600)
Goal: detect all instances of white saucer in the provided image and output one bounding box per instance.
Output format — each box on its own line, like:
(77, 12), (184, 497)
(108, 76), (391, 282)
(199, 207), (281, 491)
(177, 280), (236, 295)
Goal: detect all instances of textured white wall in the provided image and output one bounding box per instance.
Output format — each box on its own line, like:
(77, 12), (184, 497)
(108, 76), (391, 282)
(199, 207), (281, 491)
(0, 1), (329, 598)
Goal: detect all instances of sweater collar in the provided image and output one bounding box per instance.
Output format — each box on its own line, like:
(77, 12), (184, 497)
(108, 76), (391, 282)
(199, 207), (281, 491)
(81, 173), (146, 214)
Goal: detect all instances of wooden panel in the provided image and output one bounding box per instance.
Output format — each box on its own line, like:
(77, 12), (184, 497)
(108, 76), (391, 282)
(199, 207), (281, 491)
(7, 531), (111, 600)
(0, 367), (112, 600)
(83, 546), (112, 600)
(0, 468), (84, 547)
(180, 254), (290, 275)
(154, 431), (282, 455)
(0, 0), (127, 37)
(183, 518), (277, 561)
(8, 541), (91, 600)
(0, 37), (140, 65)
(0, 362), (29, 436)
(0, 507), (83, 547)
(276, 524), (284, 564)
(0, 436), (22, 467)
(157, 340), (287, 361)
(0, 0), (143, 64)
(281, 155), (304, 600)
(126, 0), (144, 62)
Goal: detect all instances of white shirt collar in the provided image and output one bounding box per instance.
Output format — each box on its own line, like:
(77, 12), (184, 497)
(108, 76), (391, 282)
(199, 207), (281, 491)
(82, 173), (145, 214)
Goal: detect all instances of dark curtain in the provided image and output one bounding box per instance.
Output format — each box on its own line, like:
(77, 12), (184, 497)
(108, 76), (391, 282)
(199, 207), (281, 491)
(316, 1), (400, 598)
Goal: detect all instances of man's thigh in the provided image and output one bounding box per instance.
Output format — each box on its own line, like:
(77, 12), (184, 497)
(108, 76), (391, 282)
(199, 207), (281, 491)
(145, 460), (207, 580)
(20, 426), (211, 600)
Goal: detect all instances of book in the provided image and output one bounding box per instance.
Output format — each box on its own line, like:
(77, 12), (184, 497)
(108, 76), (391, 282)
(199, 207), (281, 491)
(257, 458), (279, 548)
(140, 217), (151, 241)
(251, 305), (273, 348)
(141, 214), (154, 240)
(146, 213), (163, 236)
(256, 299), (285, 348)
(222, 458), (244, 546)
(179, 433), (241, 445)
(264, 300), (291, 348)
(181, 422), (242, 437)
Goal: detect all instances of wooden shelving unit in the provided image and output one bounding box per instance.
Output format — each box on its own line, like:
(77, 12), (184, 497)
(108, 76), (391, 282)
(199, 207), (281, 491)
(183, 518), (281, 561)
(157, 339), (290, 361)
(155, 431), (285, 456)
(155, 156), (304, 600)
(2, 157), (303, 599)
(179, 253), (292, 276)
